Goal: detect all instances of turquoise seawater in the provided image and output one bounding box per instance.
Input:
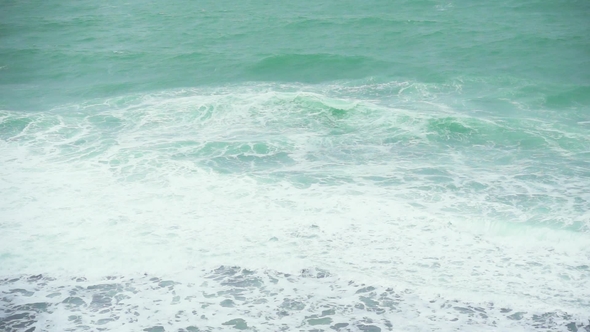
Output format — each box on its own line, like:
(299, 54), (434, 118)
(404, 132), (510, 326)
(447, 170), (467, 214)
(1, 0), (589, 331)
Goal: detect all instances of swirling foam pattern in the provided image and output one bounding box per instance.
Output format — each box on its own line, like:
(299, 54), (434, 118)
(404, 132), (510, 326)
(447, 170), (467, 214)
(1, 83), (589, 331)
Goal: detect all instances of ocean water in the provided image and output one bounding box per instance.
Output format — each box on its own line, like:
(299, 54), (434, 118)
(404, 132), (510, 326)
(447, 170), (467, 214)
(1, 0), (589, 331)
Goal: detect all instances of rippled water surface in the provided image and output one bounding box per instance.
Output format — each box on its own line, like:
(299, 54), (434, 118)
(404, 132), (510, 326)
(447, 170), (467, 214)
(1, 0), (589, 331)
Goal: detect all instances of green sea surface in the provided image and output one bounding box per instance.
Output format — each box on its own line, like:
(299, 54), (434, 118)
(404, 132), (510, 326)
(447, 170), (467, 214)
(1, 0), (589, 331)
(1, 0), (589, 110)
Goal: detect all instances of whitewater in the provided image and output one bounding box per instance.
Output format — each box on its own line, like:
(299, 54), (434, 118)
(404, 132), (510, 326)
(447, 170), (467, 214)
(1, 0), (590, 331)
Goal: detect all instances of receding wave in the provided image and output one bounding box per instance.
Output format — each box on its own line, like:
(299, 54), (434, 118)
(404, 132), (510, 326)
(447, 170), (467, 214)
(2, 268), (589, 332)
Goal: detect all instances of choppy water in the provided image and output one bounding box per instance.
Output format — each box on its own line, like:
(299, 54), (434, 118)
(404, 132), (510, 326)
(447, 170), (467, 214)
(1, 1), (589, 331)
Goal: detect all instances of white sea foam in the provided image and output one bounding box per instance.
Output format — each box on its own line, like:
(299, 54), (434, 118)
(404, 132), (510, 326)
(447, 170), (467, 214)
(1, 83), (589, 331)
